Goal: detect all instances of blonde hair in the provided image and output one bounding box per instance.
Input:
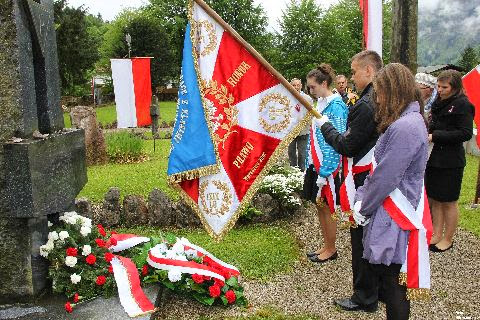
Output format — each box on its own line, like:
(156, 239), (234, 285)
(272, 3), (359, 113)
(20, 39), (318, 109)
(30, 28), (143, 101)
(373, 63), (424, 133)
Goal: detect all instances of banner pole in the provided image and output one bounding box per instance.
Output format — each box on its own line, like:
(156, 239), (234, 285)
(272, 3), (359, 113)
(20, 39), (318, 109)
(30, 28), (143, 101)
(192, 0), (321, 119)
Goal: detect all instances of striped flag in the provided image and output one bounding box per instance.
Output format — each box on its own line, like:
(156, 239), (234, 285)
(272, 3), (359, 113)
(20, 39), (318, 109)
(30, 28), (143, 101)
(462, 65), (480, 146)
(111, 58), (153, 128)
(169, 0), (313, 240)
(359, 0), (383, 57)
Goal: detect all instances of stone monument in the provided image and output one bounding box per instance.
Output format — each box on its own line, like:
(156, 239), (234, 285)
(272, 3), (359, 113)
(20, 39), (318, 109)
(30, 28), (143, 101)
(0, 0), (87, 303)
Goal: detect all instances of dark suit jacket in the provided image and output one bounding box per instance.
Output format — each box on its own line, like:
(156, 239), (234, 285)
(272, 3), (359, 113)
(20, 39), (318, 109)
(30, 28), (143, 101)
(428, 93), (475, 168)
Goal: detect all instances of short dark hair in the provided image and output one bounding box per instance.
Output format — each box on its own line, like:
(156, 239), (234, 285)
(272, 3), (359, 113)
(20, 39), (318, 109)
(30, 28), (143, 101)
(437, 69), (464, 96)
(352, 50), (383, 71)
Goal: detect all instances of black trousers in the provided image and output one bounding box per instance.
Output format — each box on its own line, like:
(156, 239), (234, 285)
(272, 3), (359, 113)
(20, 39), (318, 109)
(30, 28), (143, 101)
(350, 225), (378, 306)
(368, 263), (410, 320)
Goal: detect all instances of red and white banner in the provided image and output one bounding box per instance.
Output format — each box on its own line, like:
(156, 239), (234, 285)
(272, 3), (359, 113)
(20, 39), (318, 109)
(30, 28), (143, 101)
(111, 58), (152, 128)
(359, 0), (382, 57)
(177, 1), (312, 240)
(462, 65), (480, 146)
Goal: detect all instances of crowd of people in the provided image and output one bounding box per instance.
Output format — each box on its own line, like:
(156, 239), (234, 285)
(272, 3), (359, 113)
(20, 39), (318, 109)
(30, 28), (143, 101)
(287, 50), (475, 320)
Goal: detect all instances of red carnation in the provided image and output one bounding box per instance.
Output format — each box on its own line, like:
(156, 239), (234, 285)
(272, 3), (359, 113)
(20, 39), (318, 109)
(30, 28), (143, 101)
(108, 265), (113, 274)
(223, 271), (232, 280)
(85, 254), (96, 265)
(192, 274), (204, 284)
(97, 224), (106, 237)
(109, 237), (118, 246)
(203, 276), (211, 281)
(225, 290), (236, 304)
(95, 238), (106, 247)
(208, 285), (221, 298)
(214, 278), (225, 288)
(96, 275), (106, 286)
(65, 301), (73, 313)
(110, 231), (117, 235)
(66, 247), (78, 257)
(142, 264), (148, 276)
(104, 252), (114, 263)
(73, 293), (79, 303)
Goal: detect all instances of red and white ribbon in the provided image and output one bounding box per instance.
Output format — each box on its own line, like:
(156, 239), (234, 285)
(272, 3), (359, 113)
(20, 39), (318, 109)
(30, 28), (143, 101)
(108, 233), (150, 252)
(383, 186), (432, 292)
(339, 148), (374, 218)
(111, 256), (156, 317)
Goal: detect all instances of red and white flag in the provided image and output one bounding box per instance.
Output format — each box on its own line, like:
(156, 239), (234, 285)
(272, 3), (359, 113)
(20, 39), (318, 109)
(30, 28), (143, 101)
(176, 0), (312, 240)
(111, 58), (153, 128)
(462, 65), (480, 146)
(359, 0), (382, 57)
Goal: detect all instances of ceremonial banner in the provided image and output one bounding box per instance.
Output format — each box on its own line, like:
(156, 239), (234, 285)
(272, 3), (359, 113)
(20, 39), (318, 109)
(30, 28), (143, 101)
(111, 58), (152, 128)
(359, 0), (382, 57)
(168, 0), (313, 240)
(462, 65), (480, 146)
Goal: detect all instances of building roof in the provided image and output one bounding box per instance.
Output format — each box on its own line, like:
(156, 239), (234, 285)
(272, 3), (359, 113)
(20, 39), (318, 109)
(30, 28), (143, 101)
(417, 64), (465, 74)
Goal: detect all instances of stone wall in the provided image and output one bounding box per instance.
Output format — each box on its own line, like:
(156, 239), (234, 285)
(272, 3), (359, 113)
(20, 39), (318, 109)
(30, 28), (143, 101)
(75, 188), (305, 228)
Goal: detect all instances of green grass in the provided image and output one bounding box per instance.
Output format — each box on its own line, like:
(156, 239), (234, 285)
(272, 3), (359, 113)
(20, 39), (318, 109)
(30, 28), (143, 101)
(63, 101), (177, 128)
(117, 224), (299, 282)
(459, 154), (480, 237)
(78, 138), (178, 202)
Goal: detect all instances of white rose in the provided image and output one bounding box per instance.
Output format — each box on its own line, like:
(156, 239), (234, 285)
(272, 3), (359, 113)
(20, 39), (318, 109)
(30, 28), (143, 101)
(70, 273), (81, 284)
(171, 241), (185, 254)
(59, 231), (69, 240)
(81, 217), (92, 228)
(65, 256), (77, 268)
(167, 269), (182, 282)
(47, 221), (53, 228)
(80, 226), (91, 237)
(48, 231), (59, 241)
(45, 240), (55, 251)
(65, 216), (78, 225)
(39, 245), (49, 258)
(81, 245), (91, 256)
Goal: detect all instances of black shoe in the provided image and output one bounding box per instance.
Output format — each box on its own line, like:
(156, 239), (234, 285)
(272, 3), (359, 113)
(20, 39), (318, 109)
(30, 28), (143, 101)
(306, 251), (318, 258)
(309, 251), (338, 263)
(429, 242), (453, 253)
(334, 298), (378, 313)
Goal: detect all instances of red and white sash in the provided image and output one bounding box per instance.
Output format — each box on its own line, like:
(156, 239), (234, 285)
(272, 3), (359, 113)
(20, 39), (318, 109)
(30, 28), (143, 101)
(339, 148), (374, 223)
(309, 124), (338, 214)
(383, 186), (432, 299)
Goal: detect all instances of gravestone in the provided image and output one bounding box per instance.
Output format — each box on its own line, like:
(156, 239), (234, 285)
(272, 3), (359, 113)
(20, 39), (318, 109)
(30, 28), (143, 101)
(0, 0), (87, 303)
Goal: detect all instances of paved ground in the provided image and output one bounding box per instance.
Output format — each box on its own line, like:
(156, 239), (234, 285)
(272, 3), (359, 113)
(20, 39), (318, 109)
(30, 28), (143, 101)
(1, 205), (479, 320)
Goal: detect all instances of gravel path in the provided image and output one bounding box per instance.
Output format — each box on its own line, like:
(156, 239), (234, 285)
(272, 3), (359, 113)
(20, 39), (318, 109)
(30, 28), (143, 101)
(153, 204), (480, 320)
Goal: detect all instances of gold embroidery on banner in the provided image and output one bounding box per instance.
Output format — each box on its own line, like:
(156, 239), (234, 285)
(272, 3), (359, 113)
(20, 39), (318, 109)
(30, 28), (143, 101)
(259, 93), (292, 133)
(195, 20), (217, 57)
(233, 141), (254, 169)
(226, 61), (252, 87)
(201, 79), (238, 149)
(199, 180), (232, 217)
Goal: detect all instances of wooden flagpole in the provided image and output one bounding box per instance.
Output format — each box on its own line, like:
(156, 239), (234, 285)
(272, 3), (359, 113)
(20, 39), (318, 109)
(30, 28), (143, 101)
(193, 0), (321, 119)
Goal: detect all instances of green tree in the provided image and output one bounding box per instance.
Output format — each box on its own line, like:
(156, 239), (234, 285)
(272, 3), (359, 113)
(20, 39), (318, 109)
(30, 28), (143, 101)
(458, 46), (479, 72)
(146, 0), (271, 82)
(275, 0), (324, 82)
(54, 0), (101, 95)
(100, 10), (173, 89)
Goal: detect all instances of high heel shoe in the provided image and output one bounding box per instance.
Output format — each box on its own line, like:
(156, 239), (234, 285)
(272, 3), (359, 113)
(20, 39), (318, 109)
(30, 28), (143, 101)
(310, 251), (338, 263)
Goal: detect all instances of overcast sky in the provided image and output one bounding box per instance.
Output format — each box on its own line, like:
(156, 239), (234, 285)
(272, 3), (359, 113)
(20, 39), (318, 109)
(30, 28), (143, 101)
(66, 0), (338, 31)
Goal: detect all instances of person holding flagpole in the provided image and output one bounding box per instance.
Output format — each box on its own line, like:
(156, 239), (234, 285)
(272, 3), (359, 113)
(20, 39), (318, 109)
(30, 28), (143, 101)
(352, 63), (431, 320)
(315, 50), (382, 312)
(303, 63), (348, 263)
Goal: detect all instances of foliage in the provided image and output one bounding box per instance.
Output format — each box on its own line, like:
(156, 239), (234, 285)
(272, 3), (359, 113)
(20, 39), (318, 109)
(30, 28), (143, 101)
(53, 0), (103, 95)
(458, 46), (479, 73)
(119, 225), (299, 282)
(40, 212), (117, 312)
(99, 10), (173, 88)
(105, 131), (145, 163)
(258, 166), (304, 210)
(459, 155), (480, 237)
(146, 0), (272, 82)
(78, 139), (178, 203)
